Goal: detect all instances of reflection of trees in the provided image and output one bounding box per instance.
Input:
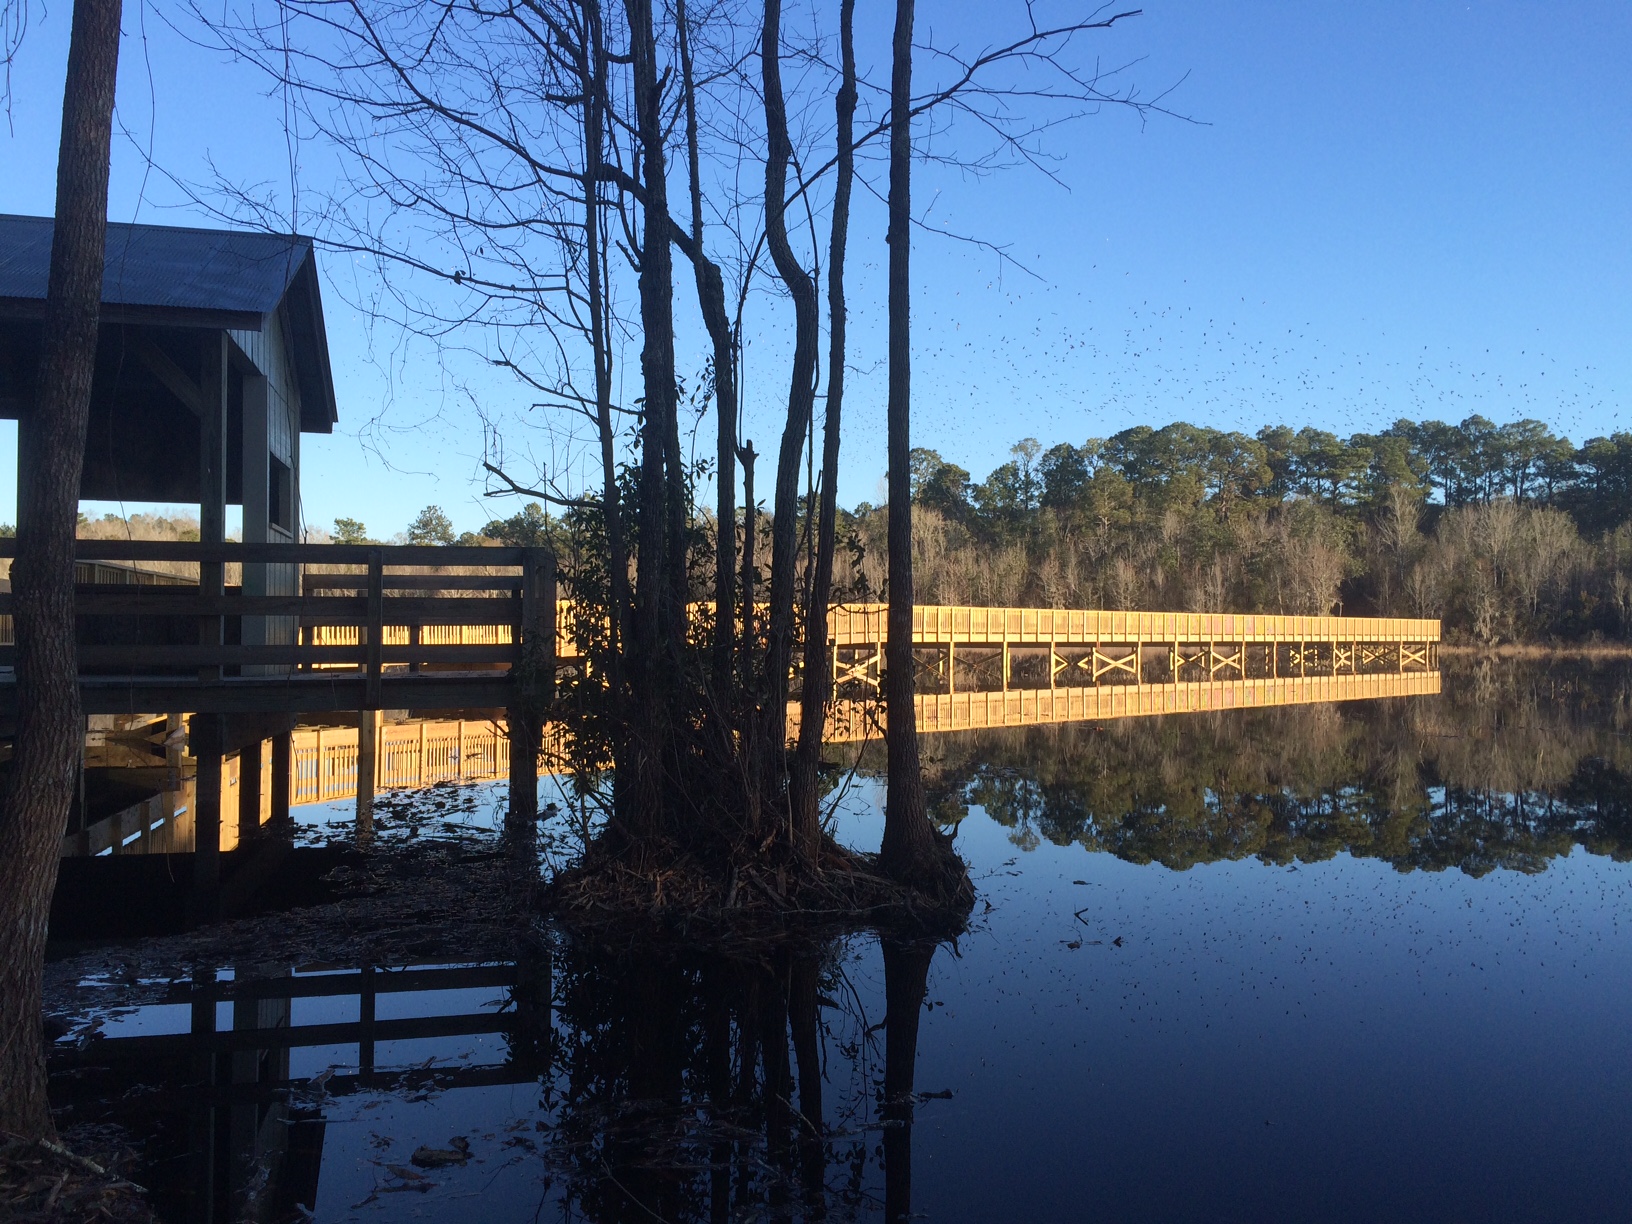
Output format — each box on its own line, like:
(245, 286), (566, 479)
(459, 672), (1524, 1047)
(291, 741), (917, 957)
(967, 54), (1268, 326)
(905, 659), (1632, 874)
(880, 940), (932, 1224)
(543, 935), (938, 1222)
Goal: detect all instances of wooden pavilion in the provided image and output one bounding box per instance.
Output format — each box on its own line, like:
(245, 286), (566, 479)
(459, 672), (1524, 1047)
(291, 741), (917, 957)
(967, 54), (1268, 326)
(0, 213), (337, 553)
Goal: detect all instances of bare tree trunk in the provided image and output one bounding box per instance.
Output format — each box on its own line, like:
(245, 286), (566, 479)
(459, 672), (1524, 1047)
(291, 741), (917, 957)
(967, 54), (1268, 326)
(760, 0), (821, 808)
(739, 441), (761, 831)
(789, 0), (856, 860)
(878, 0), (937, 883)
(624, 0), (678, 842)
(676, 0), (738, 699)
(0, 0), (121, 1138)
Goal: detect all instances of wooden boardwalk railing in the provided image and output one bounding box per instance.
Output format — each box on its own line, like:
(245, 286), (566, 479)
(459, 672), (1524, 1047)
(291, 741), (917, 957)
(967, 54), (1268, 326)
(0, 539), (555, 714)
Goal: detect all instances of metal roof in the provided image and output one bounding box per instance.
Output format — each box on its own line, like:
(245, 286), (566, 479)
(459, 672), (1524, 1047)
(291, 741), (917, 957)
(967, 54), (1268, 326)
(0, 214), (318, 321)
(0, 215), (337, 431)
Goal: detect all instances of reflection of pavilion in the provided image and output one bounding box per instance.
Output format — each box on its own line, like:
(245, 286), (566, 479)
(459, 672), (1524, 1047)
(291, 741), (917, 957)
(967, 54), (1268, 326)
(50, 937), (935, 1223)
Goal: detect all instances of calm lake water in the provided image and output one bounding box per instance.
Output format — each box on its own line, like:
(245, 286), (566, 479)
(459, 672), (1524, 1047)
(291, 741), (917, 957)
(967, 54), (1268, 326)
(48, 660), (1632, 1221)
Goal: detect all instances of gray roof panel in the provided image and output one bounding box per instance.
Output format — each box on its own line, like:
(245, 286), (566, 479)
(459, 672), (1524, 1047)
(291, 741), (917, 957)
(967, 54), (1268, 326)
(0, 214), (312, 318)
(0, 215), (337, 430)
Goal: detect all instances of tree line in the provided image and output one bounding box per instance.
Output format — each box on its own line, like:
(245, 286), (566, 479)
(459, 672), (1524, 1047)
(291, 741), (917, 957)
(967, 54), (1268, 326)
(866, 416), (1632, 644)
(894, 657), (1632, 875)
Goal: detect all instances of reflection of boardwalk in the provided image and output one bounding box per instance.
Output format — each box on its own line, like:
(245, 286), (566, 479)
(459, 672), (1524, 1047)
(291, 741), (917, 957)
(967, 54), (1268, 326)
(291, 719), (513, 804)
(823, 672), (1443, 741)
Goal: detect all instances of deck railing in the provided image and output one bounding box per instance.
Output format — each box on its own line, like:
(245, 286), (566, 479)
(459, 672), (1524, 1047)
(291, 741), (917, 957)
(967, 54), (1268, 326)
(0, 539), (556, 714)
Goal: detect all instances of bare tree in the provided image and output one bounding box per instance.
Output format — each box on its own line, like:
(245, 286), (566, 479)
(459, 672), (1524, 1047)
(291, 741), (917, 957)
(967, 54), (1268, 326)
(676, 0), (740, 698)
(181, 0), (1164, 901)
(877, 0), (941, 887)
(790, 0), (856, 860)
(0, 0), (122, 1138)
(759, 0), (820, 802)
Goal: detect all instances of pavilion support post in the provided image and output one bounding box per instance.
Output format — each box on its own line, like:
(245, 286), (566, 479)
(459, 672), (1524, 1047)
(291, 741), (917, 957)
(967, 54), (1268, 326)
(199, 333), (228, 683)
(270, 731), (292, 837)
(356, 709), (376, 843)
(238, 737), (264, 844)
(241, 372), (270, 671)
(506, 714), (537, 830)
(191, 713), (225, 923)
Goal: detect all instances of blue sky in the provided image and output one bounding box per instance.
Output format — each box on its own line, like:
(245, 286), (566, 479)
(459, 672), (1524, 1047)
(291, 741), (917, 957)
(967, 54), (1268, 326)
(2, 0), (1628, 535)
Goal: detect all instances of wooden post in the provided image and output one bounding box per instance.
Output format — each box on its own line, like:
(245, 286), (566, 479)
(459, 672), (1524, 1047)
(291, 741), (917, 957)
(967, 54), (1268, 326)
(408, 622), (422, 674)
(241, 371), (270, 671)
(356, 709), (377, 842)
(71, 720), (89, 856)
(192, 713), (224, 921)
(364, 549), (384, 710)
(199, 332), (228, 683)
(507, 549), (553, 827)
(238, 737), (264, 844)
(161, 713), (182, 853)
(270, 731), (292, 836)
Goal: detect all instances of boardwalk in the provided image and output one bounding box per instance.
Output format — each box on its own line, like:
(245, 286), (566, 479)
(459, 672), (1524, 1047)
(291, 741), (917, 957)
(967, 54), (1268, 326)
(25, 542), (1439, 857)
(814, 603), (1439, 740)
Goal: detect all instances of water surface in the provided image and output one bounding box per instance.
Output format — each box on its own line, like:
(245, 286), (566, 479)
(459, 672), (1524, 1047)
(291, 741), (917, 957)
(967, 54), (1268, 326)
(49, 659), (1632, 1221)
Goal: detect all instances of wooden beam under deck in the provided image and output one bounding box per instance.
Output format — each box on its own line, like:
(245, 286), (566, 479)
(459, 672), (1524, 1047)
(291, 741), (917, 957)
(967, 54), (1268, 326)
(5, 673), (517, 717)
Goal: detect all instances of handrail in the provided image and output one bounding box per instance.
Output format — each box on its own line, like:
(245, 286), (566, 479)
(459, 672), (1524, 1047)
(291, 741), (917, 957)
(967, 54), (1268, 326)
(0, 539), (544, 566)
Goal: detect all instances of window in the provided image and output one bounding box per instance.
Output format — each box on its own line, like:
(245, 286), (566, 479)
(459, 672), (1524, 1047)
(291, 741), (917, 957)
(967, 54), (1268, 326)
(270, 456), (293, 532)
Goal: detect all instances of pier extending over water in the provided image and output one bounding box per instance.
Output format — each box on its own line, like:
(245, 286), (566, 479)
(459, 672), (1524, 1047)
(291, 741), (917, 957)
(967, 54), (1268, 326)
(3, 539), (1440, 864)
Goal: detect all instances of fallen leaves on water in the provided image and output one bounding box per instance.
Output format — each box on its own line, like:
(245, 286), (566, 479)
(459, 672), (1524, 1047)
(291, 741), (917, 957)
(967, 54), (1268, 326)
(410, 1136), (473, 1168)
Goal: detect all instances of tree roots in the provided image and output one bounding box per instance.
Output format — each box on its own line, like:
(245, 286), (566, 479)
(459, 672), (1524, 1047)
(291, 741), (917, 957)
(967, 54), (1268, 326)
(542, 830), (974, 945)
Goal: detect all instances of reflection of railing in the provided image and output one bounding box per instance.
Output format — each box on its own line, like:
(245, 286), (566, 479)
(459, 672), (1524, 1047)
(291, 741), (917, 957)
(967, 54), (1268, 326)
(291, 719), (513, 804)
(820, 671), (1444, 742)
(51, 960), (547, 1220)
